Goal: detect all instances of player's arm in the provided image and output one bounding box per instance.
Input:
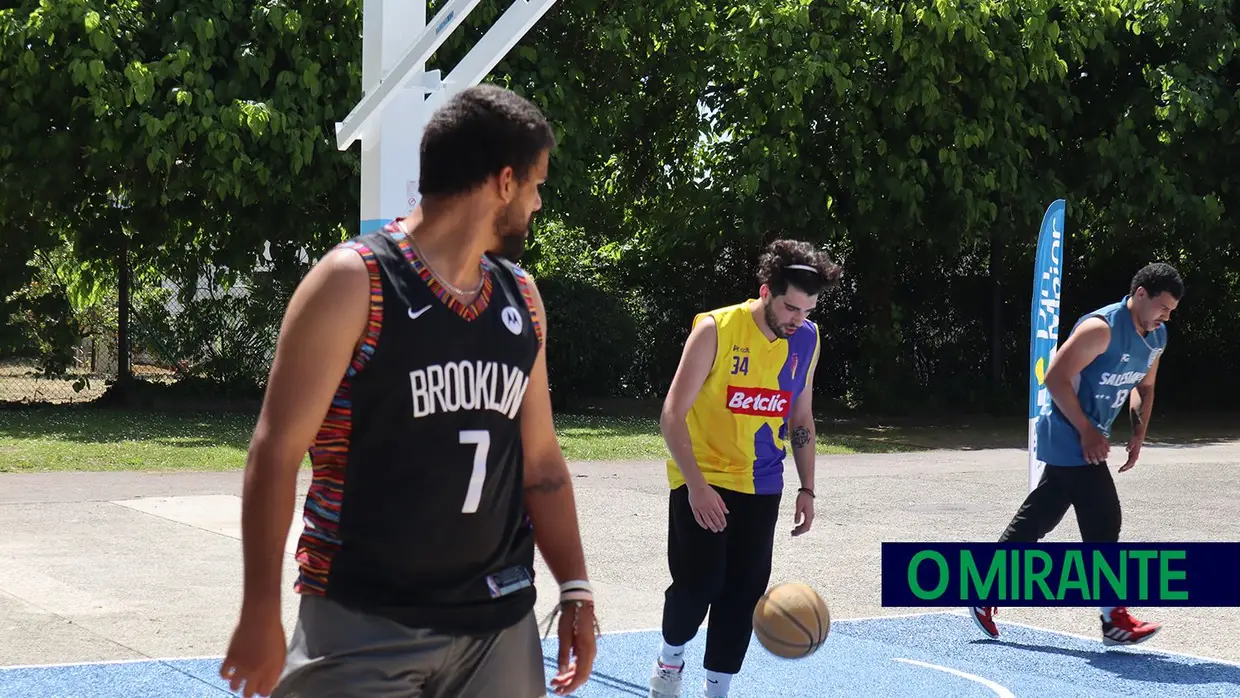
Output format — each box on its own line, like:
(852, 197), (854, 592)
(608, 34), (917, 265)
(518, 279), (589, 587)
(1043, 316), (1111, 435)
(1128, 352), (1161, 439)
(659, 316), (718, 489)
(789, 336), (821, 494)
(238, 248), (371, 615)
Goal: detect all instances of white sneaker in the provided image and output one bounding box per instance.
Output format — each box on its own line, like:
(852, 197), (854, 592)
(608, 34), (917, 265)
(649, 659), (684, 697)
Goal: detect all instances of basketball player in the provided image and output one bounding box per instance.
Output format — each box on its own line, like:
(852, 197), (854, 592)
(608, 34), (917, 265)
(970, 262), (1184, 646)
(217, 84), (596, 698)
(649, 239), (842, 698)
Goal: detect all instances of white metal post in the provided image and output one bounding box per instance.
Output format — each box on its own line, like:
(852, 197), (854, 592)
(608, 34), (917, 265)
(422, 0), (559, 113)
(341, 0), (560, 235)
(358, 0), (429, 234)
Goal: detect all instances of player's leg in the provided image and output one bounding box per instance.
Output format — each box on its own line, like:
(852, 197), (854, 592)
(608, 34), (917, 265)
(970, 465), (1075, 639)
(998, 465), (1075, 542)
(1067, 463), (1161, 646)
(271, 595), (446, 698)
(699, 488), (782, 698)
(1067, 462), (1121, 542)
(429, 610), (546, 698)
(651, 484), (730, 697)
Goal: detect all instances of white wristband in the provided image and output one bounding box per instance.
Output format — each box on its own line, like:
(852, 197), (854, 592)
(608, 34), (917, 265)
(559, 579), (593, 594)
(559, 579), (593, 603)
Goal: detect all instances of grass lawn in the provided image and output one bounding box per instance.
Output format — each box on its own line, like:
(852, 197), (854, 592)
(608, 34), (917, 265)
(0, 406), (1237, 473)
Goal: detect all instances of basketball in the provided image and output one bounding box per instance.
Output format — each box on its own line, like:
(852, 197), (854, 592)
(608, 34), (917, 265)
(752, 581), (830, 659)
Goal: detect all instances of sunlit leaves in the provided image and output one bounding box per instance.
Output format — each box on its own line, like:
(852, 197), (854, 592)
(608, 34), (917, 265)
(0, 0), (362, 279)
(1, 0), (1237, 408)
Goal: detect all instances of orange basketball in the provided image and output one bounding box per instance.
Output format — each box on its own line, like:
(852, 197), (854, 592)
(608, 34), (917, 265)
(752, 581), (830, 659)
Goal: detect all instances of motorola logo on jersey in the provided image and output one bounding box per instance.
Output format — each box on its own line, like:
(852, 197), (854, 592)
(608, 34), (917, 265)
(726, 386), (792, 417)
(501, 306), (523, 335)
(409, 360), (530, 419)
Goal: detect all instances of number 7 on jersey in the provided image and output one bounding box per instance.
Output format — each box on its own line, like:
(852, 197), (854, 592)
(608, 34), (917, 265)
(459, 430), (490, 513)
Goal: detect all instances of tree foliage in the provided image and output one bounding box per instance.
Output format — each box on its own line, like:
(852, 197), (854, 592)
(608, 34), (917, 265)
(1, 0), (1237, 413)
(1, 0), (361, 278)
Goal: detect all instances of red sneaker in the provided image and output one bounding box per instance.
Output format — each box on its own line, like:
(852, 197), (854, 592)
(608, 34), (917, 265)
(969, 607), (999, 639)
(1102, 607), (1162, 646)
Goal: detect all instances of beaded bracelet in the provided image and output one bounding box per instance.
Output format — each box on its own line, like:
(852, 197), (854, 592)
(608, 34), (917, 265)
(541, 597), (601, 640)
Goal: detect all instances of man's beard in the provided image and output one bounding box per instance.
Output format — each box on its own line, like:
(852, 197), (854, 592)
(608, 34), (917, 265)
(1135, 301), (1161, 333)
(495, 208), (532, 261)
(497, 232), (527, 261)
(764, 301), (795, 338)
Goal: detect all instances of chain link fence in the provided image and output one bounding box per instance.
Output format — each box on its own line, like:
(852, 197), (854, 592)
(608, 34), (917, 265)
(0, 344), (115, 405)
(1, 249), (298, 407)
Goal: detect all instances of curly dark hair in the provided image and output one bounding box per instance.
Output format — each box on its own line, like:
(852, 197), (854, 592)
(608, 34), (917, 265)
(418, 83), (557, 198)
(756, 239), (843, 296)
(1130, 262), (1184, 300)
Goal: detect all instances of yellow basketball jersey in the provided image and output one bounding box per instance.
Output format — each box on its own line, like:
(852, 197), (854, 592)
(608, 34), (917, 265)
(666, 300), (821, 495)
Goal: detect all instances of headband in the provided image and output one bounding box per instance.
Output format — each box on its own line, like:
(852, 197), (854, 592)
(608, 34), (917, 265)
(785, 264), (818, 273)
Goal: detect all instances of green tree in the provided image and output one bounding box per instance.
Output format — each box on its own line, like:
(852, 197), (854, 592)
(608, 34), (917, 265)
(1, 0), (364, 388)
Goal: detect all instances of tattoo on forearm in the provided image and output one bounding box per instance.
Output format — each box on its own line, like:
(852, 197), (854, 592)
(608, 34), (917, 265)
(792, 426), (811, 448)
(525, 474), (569, 495)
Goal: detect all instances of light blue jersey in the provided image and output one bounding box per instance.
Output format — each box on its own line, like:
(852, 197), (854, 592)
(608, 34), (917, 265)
(1036, 295), (1167, 466)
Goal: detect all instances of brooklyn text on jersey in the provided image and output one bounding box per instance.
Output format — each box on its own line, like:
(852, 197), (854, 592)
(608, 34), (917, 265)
(409, 360), (531, 419)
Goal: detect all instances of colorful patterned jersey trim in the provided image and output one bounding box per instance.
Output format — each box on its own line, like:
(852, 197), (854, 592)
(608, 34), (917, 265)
(293, 240), (384, 596)
(510, 265), (543, 348)
(385, 220), (494, 321)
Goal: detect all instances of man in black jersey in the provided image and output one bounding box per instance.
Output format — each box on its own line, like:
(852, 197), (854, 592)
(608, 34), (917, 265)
(218, 84), (597, 698)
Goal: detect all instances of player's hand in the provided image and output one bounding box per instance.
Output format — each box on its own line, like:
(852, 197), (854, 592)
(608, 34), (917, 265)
(1118, 434), (1144, 473)
(688, 483), (729, 532)
(218, 604), (287, 698)
(1079, 424), (1110, 465)
(550, 600), (597, 696)
(792, 489), (814, 536)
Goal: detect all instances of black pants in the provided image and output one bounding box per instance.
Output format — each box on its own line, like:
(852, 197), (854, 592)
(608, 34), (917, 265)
(660, 484), (782, 675)
(999, 463), (1122, 543)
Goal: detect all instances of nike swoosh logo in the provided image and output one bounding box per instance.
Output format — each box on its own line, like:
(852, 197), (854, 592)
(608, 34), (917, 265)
(408, 305), (432, 319)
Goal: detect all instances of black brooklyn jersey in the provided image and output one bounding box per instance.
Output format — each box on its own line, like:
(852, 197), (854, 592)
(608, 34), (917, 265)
(293, 224), (542, 635)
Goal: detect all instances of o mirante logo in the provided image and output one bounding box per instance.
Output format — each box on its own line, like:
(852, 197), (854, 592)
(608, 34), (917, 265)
(880, 542), (1240, 607)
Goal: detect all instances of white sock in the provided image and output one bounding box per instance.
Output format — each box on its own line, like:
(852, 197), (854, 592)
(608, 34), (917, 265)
(659, 641), (685, 668)
(1100, 606), (1116, 622)
(704, 670), (733, 697)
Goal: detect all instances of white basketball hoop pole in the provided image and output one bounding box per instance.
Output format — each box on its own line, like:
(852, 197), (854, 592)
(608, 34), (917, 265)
(337, 0), (559, 235)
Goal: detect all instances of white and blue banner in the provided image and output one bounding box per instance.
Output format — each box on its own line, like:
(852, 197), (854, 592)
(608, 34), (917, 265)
(1028, 199), (1066, 492)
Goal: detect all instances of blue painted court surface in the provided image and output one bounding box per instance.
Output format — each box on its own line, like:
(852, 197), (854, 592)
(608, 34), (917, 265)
(3, 612), (1239, 697)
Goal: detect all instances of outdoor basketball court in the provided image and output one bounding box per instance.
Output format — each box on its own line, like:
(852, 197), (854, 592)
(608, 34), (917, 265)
(5, 611), (1240, 697)
(4, 611), (1240, 697)
(2, 444), (1239, 697)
